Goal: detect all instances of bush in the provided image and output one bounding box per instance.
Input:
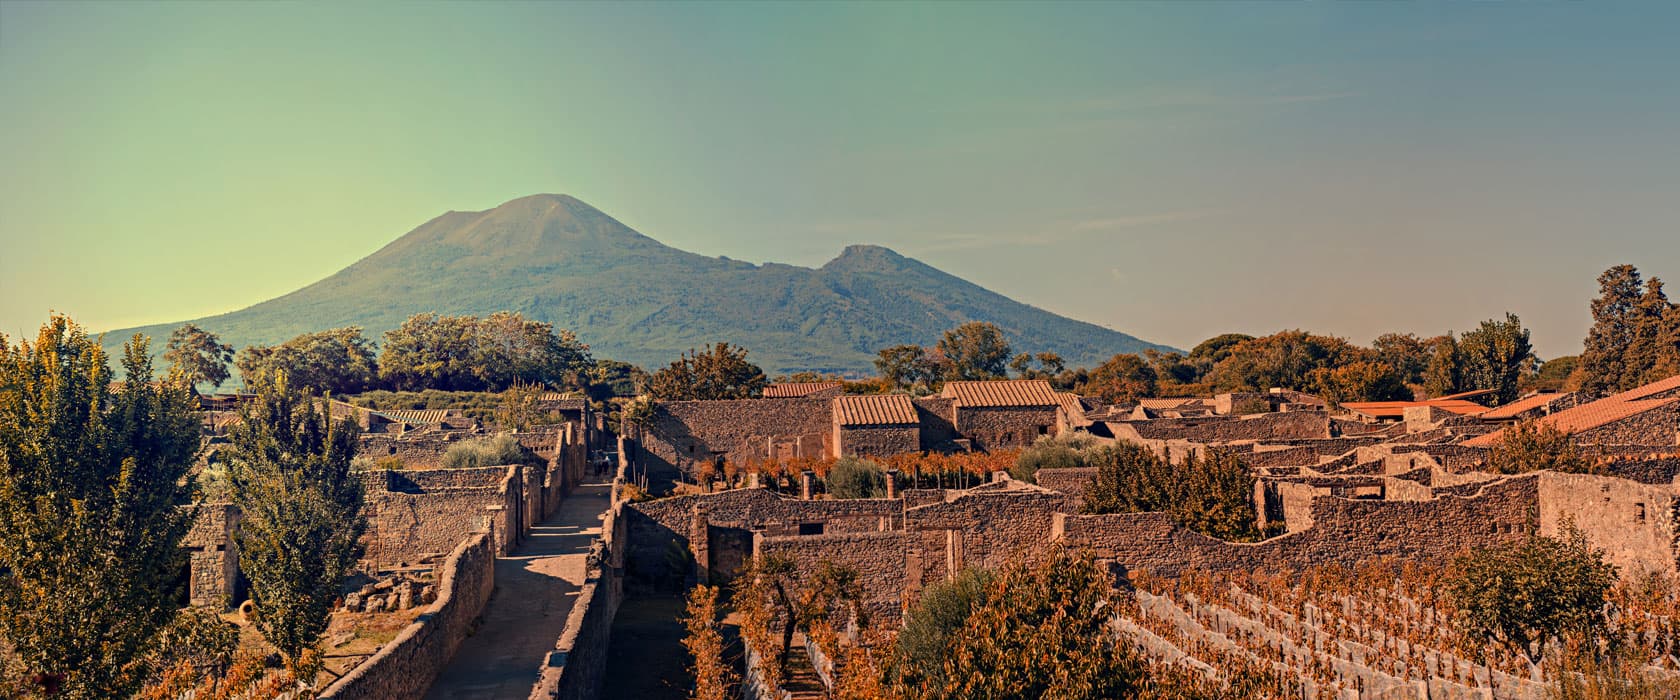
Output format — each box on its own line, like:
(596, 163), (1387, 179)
(442, 434), (544, 469)
(1010, 434), (1095, 483)
(825, 456), (885, 499)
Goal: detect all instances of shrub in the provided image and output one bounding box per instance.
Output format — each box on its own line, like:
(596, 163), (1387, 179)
(442, 433), (544, 469)
(826, 456), (886, 499)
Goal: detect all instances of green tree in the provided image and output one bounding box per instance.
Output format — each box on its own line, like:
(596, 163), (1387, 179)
(1078, 353), (1157, 403)
(1484, 419), (1592, 475)
(894, 567), (993, 688)
(1576, 265), (1646, 394)
(1457, 313), (1536, 405)
(916, 547), (1142, 700)
(1445, 526), (1616, 668)
(225, 374), (367, 672)
(647, 343), (768, 400)
(937, 322), (1012, 381)
(236, 326), (379, 394)
(163, 323), (235, 390)
(825, 456), (885, 498)
(0, 317), (201, 699)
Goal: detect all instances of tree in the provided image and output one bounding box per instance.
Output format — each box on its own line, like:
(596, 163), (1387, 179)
(236, 327), (379, 394)
(1457, 313), (1535, 405)
(826, 456), (885, 498)
(225, 374), (367, 673)
(937, 322), (1012, 381)
(875, 344), (937, 392)
(1576, 265), (1646, 394)
(1484, 419), (1593, 475)
(163, 323), (235, 389)
(647, 343), (768, 400)
(1446, 526), (1616, 668)
(1078, 353), (1157, 403)
(0, 317), (201, 699)
(1310, 360), (1410, 405)
(914, 547), (1142, 699)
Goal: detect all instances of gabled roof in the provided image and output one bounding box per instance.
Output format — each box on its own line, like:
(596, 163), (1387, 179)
(834, 394), (918, 426)
(1339, 399), (1487, 419)
(1479, 392), (1571, 421)
(763, 382), (844, 398)
(941, 379), (1060, 408)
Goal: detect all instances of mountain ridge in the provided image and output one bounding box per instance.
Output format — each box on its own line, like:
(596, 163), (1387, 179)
(104, 194), (1176, 375)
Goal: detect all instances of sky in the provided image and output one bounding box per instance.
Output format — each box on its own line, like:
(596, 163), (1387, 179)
(2, 2), (1677, 360)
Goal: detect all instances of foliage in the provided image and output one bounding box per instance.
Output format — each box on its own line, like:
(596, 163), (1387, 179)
(681, 585), (735, 700)
(378, 311), (591, 392)
(894, 568), (993, 688)
(1457, 313), (1536, 405)
(1010, 433), (1095, 483)
(441, 433), (545, 469)
(164, 323), (236, 389)
(1080, 443), (1262, 542)
(1485, 419), (1593, 474)
(236, 326), (379, 394)
(0, 317), (201, 699)
(225, 374), (367, 669)
(1445, 525), (1616, 666)
(1309, 360), (1411, 405)
(826, 456), (886, 499)
(1077, 353), (1157, 403)
(937, 321), (1012, 381)
(647, 342), (768, 400)
(910, 546), (1142, 699)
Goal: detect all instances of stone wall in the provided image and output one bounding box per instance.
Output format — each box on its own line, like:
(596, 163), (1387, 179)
(1537, 472), (1679, 578)
(319, 531), (496, 700)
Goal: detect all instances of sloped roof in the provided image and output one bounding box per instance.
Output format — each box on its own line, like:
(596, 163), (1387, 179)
(1479, 392), (1570, 420)
(941, 379), (1060, 408)
(834, 394), (918, 426)
(763, 382), (844, 398)
(1339, 399), (1487, 419)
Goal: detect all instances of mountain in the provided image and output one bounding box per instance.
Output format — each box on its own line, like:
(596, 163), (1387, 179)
(105, 194), (1175, 376)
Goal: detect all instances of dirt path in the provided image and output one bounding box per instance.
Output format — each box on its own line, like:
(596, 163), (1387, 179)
(423, 480), (613, 699)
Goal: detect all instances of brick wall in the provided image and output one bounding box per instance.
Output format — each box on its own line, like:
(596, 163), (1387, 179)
(318, 531), (496, 700)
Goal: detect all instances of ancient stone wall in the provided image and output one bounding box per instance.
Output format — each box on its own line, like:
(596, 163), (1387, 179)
(1537, 472), (1679, 578)
(318, 531), (496, 700)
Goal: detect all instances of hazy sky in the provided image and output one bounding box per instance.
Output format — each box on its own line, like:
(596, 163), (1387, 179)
(3, 2), (1677, 359)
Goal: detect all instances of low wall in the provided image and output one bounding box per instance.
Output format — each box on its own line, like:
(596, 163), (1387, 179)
(319, 531), (496, 700)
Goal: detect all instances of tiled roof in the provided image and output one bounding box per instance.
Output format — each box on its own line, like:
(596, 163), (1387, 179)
(1339, 399), (1487, 419)
(941, 379), (1060, 408)
(834, 394), (918, 426)
(1465, 395), (1680, 447)
(375, 409), (451, 425)
(763, 382), (844, 398)
(1479, 392), (1569, 420)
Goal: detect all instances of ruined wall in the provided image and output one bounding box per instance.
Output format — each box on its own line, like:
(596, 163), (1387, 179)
(757, 531), (910, 626)
(318, 531), (495, 700)
(954, 406), (1058, 451)
(1538, 472), (1679, 578)
(835, 425), (919, 459)
(1574, 403), (1680, 446)
(184, 504), (240, 608)
(1056, 476), (1539, 578)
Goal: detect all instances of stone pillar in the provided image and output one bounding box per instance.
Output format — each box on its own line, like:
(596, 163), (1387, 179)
(884, 469), (899, 499)
(801, 470), (815, 500)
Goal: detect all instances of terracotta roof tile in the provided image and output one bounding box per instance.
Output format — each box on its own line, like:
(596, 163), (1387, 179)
(834, 394), (918, 426)
(941, 379), (1060, 408)
(763, 382), (844, 398)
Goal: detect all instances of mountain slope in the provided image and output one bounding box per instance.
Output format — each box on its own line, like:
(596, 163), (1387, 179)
(106, 194), (1175, 375)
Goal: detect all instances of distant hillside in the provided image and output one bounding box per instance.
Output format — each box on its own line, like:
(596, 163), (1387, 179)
(105, 194), (1175, 375)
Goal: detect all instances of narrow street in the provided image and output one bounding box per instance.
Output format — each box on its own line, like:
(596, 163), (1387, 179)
(424, 480), (613, 699)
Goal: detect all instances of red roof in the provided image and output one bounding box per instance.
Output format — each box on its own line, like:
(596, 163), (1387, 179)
(941, 380), (1060, 408)
(763, 382), (844, 398)
(1340, 399), (1487, 419)
(834, 394), (918, 426)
